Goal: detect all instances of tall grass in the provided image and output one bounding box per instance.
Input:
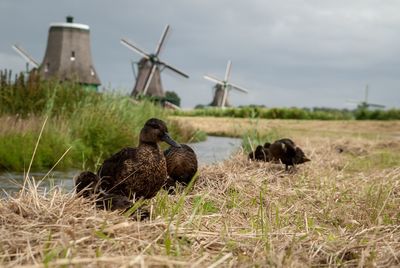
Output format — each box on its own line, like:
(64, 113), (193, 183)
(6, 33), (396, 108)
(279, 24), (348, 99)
(0, 71), (202, 172)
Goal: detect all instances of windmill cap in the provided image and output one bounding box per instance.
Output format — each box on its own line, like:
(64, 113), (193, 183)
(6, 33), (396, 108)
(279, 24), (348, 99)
(50, 16), (90, 30)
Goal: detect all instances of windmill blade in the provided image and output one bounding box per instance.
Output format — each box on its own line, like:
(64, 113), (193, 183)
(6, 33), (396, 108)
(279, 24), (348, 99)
(221, 86), (229, 108)
(120, 38), (150, 59)
(155, 24), (170, 56)
(224, 60), (232, 82)
(142, 64), (157, 95)
(203, 75), (224, 85)
(228, 82), (249, 93)
(160, 61), (189, 78)
(12, 45), (39, 68)
(366, 103), (385, 108)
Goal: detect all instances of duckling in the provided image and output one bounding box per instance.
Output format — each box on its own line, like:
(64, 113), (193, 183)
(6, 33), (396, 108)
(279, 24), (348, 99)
(97, 118), (181, 199)
(269, 138), (310, 170)
(163, 144), (198, 191)
(75, 171), (100, 198)
(75, 171), (132, 210)
(248, 145), (271, 161)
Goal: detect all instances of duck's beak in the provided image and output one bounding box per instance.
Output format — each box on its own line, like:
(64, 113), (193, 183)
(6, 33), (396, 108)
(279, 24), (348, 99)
(162, 133), (181, 148)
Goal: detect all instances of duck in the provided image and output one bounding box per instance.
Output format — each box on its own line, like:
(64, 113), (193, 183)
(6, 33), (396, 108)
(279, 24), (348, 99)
(248, 142), (273, 161)
(248, 145), (271, 161)
(75, 171), (132, 210)
(163, 144), (198, 191)
(97, 118), (181, 199)
(75, 171), (100, 198)
(268, 138), (310, 170)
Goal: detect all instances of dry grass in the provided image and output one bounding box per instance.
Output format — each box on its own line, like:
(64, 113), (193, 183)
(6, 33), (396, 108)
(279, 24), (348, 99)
(170, 116), (400, 140)
(1, 118), (400, 267)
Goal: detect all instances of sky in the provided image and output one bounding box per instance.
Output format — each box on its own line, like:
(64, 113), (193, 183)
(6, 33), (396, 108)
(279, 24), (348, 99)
(1, 0), (399, 109)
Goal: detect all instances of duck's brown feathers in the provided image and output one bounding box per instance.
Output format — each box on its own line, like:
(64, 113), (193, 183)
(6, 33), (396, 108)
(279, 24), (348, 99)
(269, 138), (310, 170)
(97, 144), (167, 199)
(163, 144), (198, 190)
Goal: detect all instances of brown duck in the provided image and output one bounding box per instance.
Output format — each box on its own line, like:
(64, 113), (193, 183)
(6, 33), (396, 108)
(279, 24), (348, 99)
(76, 118), (181, 204)
(163, 144), (198, 191)
(97, 118), (181, 199)
(269, 138), (310, 170)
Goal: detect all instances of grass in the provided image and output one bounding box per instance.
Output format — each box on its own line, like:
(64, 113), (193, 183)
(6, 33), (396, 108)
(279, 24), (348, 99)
(1, 117), (399, 266)
(171, 106), (400, 120)
(0, 71), (205, 171)
(0, 101), (205, 172)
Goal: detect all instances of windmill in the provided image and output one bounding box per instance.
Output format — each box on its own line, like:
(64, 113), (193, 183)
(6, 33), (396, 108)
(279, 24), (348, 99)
(13, 16), (101, 89)
(121, 25), (189, 98)
(347, 85), (385, 109)
(204, 60), (249, 108)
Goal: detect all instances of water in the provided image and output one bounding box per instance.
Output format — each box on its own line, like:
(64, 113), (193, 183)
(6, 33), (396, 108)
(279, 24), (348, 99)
(0, 136), (242, 195)
(189, 136), (242, 165)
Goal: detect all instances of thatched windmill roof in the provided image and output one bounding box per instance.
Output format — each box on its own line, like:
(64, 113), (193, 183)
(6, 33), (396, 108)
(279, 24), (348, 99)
(38, 16), (101, 86)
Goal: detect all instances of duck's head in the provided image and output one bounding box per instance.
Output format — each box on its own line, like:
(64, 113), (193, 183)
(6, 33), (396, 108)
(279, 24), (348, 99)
(140, 118), (181, 147)
(263, 142), (271, 149)
(294, 147), (311, 164)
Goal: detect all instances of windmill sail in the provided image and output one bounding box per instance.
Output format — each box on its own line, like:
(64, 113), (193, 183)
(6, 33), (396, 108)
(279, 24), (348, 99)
(12, 45), (39, 68)
(204, 60), (249, 108)
(346, 85), (385, 109)
(121, 25), (189, 98)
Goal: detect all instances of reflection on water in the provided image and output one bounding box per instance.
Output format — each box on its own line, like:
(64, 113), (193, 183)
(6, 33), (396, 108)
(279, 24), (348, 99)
(0, 136), (242, 196)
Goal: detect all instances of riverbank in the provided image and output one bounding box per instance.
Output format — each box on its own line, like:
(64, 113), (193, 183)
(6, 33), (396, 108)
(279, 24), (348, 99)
(1, 155), (399, 266)
(1, 117), (399, 266)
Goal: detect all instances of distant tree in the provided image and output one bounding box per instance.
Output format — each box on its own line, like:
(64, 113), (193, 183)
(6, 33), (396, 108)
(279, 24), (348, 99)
(195, 104), (205, 109)
(164, 91), (181, 107)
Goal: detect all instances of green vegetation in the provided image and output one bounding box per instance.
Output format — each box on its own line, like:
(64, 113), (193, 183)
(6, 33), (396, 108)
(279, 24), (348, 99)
(0, 71), (201, 172)
(172, 106), (400, 120)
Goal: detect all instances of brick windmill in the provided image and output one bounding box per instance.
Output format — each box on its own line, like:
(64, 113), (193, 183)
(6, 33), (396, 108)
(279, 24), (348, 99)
(13, 16), (101, 89)
(121, 25), (189, 98)
(204, 60), (249, 108)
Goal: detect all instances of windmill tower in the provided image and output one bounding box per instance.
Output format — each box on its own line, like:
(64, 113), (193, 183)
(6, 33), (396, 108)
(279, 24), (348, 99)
(204, 60), (249, 108)
(121, 25), (189, 98)
(347, 85), (385, 109)
(13, 16), (101, 88)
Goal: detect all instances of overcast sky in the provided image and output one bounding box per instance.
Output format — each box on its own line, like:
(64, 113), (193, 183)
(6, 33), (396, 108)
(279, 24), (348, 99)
(1, 0), (399, 108)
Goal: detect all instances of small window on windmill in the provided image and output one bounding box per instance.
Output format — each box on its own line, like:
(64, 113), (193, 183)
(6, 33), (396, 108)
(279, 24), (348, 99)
(90, 67), (95, 76)
(45, 63), (49, 73)
(70, 51), (76, 61)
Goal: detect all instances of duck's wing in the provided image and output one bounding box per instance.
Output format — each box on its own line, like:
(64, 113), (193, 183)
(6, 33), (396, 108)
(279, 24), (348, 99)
(98, 147), (138, 180)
